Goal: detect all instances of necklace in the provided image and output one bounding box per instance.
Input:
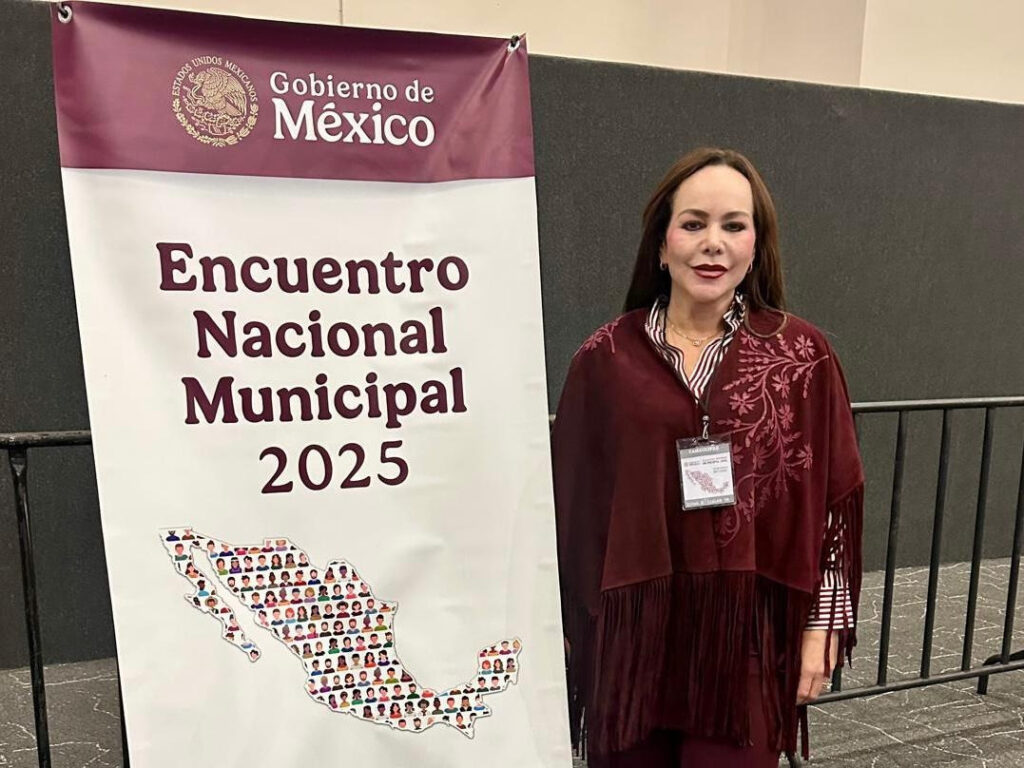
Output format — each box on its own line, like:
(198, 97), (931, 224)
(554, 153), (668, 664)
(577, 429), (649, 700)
(665, 316), (722, 347)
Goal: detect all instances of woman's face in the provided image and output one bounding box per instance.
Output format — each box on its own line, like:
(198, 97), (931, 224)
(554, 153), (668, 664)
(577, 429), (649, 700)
(660, 165), (756, 309)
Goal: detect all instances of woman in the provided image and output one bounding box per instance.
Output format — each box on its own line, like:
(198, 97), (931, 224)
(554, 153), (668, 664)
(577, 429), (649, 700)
(553, 148), (863, 767)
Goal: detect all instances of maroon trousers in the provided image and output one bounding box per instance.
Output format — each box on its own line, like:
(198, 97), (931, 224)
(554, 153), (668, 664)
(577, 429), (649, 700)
(586, 655), (781, 768)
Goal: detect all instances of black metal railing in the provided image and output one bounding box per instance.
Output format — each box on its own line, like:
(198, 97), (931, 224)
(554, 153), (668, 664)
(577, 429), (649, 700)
(823, 397), (1024, 700)
(787, 396), (1024, 766)
(4, 395), (1024, 768)
(1, 430), (117, 768)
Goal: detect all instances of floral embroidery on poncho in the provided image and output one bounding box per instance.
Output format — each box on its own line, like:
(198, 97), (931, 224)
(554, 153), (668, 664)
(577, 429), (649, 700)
(574, 317), (621, 357)
(715, 330), (829, 545)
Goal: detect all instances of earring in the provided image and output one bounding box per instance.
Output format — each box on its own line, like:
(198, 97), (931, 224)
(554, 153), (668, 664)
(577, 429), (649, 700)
(660, 262), (668, 271)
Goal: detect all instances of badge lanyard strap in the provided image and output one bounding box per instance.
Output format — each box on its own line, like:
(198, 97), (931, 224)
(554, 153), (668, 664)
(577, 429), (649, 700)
(697, 386), (716, 442)
(690, 349), (721, 444)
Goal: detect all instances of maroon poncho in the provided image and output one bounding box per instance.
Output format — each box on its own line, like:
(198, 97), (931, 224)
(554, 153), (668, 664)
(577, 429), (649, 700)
(553, 306), (864, 758)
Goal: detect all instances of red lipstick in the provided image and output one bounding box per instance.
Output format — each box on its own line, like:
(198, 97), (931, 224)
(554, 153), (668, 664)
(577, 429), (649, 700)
(693, 264), (727, 279)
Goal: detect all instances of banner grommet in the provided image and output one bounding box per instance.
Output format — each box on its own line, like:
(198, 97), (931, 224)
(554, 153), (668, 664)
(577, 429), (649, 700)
(57, 3), (73, 23)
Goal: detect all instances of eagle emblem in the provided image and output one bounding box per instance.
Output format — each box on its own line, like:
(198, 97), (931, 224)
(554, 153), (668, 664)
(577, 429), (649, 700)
(172, 58), (259, 147)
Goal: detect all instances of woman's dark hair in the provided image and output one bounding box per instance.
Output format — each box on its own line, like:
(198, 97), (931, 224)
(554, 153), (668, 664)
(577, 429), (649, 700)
(623, 147), (786, 315)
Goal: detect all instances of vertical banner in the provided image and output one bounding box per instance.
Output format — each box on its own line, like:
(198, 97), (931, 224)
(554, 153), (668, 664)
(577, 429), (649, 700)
(51, 3), (570, 766)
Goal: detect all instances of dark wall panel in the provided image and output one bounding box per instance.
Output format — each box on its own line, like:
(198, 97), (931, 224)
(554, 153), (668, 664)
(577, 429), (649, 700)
(530, 55), (1024, 404)
(2, 2), (1022, 667)
(528, 54), (1024, 576)
(0, 1), (112, 670)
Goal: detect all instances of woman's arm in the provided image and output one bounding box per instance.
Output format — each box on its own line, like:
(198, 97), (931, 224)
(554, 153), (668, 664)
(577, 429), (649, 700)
(798, 500), (856, 703)
(797, 629), (839, 704)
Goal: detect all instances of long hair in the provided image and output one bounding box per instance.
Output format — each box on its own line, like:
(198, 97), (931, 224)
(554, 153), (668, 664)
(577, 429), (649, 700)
(623, 147), (786, 317)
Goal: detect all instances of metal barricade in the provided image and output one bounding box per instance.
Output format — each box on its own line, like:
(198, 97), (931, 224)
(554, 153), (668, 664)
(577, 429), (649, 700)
(822, 397), (1024, 700)
(5, 395), (1024, 767)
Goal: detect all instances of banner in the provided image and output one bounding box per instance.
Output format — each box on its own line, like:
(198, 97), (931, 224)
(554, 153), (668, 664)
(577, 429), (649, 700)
(51, 3), (570, 766)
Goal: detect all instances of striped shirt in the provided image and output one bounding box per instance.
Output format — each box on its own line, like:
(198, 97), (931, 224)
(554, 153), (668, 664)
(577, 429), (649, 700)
(644, 293), (853, 632)
(644, 294), (744, 402)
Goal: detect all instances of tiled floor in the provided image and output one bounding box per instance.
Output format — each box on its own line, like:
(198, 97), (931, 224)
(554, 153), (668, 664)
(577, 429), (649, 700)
(5, 560), (1024, 767)
(1, 659), (121, 768)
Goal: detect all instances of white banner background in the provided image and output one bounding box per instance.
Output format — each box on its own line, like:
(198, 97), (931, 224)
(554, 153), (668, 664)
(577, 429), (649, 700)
(62, 167), (570, 767)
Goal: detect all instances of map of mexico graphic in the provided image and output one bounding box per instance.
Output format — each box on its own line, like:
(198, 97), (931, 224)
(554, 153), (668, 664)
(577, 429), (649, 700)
(161, 529), (522, 736)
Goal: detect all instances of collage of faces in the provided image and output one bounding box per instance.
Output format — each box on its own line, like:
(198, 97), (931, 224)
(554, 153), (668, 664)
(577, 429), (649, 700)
(161, 529), (522, 736)
(164, 528), (263, 661)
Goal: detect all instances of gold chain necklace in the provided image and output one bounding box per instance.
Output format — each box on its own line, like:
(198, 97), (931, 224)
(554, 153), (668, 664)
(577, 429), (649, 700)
(665, 316), (722, 347)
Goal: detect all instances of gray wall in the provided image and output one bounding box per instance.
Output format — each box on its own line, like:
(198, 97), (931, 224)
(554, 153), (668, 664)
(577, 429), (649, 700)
(2, 1), (1022, 668)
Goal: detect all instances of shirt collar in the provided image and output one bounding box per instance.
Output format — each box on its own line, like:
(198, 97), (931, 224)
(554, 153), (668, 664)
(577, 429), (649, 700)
(650, 291), (746, 332)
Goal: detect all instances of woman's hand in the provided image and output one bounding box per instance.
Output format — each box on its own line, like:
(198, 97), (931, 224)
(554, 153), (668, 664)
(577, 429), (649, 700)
(796, 629), (838, 705)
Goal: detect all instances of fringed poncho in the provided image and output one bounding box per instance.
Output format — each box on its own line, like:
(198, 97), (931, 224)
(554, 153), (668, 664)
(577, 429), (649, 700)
(553, 306), (864, 759)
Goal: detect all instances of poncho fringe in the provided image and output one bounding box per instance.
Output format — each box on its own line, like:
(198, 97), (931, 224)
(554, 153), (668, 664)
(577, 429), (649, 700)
(565, 483), (864, 759)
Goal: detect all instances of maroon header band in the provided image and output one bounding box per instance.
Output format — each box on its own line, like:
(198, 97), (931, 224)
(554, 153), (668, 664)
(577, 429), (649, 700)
(51, 2), (535, 183)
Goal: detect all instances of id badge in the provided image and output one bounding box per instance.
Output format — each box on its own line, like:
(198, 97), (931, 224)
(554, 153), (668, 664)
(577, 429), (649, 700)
(676, 435), (737, 510)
